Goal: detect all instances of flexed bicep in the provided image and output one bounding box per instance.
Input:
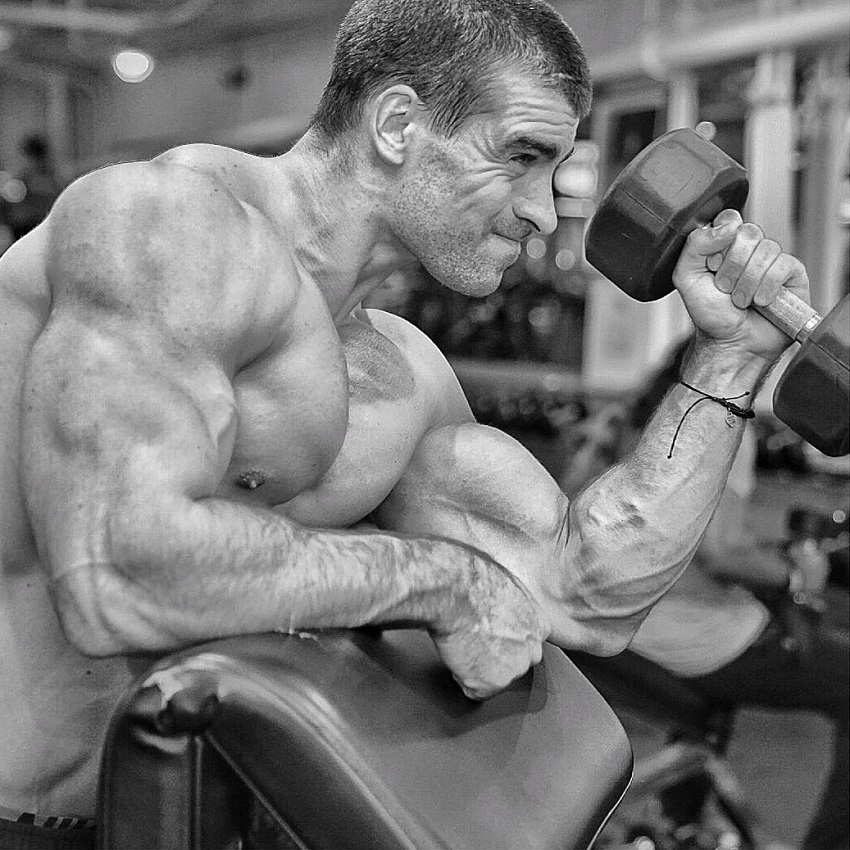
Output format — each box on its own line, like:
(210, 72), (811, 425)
(373, 422), (574, 626)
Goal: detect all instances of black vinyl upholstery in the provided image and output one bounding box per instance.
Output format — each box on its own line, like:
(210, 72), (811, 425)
(98, 630), (632, 850)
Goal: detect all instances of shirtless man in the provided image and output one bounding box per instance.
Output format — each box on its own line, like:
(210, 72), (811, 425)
(0, 0), (809, 844)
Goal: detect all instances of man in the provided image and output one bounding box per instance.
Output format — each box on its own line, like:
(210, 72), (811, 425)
(0, 0), (809, 844)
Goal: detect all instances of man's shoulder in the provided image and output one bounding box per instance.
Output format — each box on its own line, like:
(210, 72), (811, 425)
(47, 145), (288, 280)
(152, 142), (266, 187)
(57, 146), (254, 223)
(41, 148), (300, 363)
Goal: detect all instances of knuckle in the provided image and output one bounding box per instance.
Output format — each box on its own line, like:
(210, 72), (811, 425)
(773, 252), (802, 276)
(788, 256), (806, 276)
(753, 285), (777, 307)
(737, 222), (763, 241)
(462, 683), (487, 701)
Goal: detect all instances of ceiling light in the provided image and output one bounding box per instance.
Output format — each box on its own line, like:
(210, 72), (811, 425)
(111, 49), (154, 83)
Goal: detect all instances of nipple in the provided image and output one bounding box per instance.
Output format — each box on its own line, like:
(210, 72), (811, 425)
(236, 470), (267, 490)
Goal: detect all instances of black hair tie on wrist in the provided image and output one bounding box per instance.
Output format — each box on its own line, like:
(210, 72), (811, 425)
(668, 380), (755, 459)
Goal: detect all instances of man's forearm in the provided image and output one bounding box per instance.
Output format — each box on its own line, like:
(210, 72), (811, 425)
(53, 494), (472, 655)
(375, 340), (778, 654)
(560, 339), (775, 636)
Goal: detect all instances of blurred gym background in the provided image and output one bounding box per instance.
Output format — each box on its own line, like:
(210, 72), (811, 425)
(0, 1), (847, 845)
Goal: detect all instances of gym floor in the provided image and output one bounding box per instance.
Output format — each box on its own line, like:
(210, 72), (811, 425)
(622, 468), (849, 847)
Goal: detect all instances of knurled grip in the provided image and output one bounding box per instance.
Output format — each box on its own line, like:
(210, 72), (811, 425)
(753, 287), (821, 344)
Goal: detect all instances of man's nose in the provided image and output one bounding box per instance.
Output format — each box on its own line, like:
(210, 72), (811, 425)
(514, 185), (558, 237)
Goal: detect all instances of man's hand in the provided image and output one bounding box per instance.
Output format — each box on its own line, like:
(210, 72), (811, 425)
(672, 209), (810, 359)
(430, 557), (550, 700)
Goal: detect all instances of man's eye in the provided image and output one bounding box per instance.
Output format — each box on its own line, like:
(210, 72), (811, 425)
(510, 153), (536, 165)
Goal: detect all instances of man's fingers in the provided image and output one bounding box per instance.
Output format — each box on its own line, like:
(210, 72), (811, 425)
(752, 253), (808, 307)
(730, 237), (783, 309)
(457, 678), (487, 701)
(706, 252), (724, 273)
(713, 222), (763, 294)
(531, 640), (544, 665)
(712, 208), (743, 230)
(708, 221), (808, 313)
(686, 210), (743, 259)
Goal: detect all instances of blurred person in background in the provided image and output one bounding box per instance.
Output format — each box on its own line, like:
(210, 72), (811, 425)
(570, 338), (849, 850)
(0, 0), (814, 844)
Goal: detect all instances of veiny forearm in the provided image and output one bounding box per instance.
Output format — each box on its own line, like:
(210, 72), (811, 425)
(376, 340), (778, 655)
(52, 494), (471, 656)
(561, 339), (775, 636)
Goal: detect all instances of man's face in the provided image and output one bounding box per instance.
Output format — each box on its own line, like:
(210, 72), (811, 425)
(390, 71), (579, 296)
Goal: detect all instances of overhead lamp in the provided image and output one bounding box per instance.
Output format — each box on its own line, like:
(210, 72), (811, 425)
(111, 49), (154, 83)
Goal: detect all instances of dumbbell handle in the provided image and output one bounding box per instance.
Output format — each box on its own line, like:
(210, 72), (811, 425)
(753, 287), (822, 346)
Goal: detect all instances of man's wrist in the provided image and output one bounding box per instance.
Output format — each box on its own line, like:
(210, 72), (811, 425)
(682, 335), (776, 397)
(405, 536), (479, 636)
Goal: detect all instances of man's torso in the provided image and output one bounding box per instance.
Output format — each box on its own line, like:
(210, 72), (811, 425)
(0, 143), (467, 817)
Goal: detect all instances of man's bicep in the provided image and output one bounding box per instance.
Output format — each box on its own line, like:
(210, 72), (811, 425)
(21, 309), (237, 580)
(375, 422), (568, 567)
(372, 421), (602, 644)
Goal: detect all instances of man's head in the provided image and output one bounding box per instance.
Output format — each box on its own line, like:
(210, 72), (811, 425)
(311, 0), (591, 145)
(309, 0), (591, 296)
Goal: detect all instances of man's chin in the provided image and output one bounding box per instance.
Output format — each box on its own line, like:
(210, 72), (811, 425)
(432, 262), (506, 297)
(443, 274), (503, 297)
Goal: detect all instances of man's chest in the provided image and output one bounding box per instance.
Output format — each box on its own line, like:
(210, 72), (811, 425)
(218, 314), (435, 528)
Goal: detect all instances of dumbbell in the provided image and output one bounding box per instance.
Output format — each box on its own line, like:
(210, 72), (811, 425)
(585, 128), (849, 457)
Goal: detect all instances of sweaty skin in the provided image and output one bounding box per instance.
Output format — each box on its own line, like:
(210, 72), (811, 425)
(1, 67), (808, 820)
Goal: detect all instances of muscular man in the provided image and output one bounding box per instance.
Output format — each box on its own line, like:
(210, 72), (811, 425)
(0, 0), (809, 843)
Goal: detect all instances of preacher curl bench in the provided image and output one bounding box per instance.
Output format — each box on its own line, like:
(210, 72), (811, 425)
(97, 629), (633, 850)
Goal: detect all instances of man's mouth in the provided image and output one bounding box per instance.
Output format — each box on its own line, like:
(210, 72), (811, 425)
(497, 225), (534, 243)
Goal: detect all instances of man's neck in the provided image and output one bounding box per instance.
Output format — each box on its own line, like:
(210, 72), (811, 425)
(271, 133), (418, 322)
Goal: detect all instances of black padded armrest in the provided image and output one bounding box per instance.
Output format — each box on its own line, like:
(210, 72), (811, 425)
(98, 630), (632, 850)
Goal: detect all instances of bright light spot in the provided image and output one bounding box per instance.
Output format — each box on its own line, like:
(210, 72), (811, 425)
(112, 49), (154, 83)
(526, 237), (547, 259)
(554, 166), (597, 198)
(1, 178), (27, 203)
(555, 249), (576, 270)
(834, 510), (847, 524)
(528, 305), (554, 332)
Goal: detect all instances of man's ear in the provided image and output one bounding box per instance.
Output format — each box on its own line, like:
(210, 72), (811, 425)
(369, 85), (427, 166)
